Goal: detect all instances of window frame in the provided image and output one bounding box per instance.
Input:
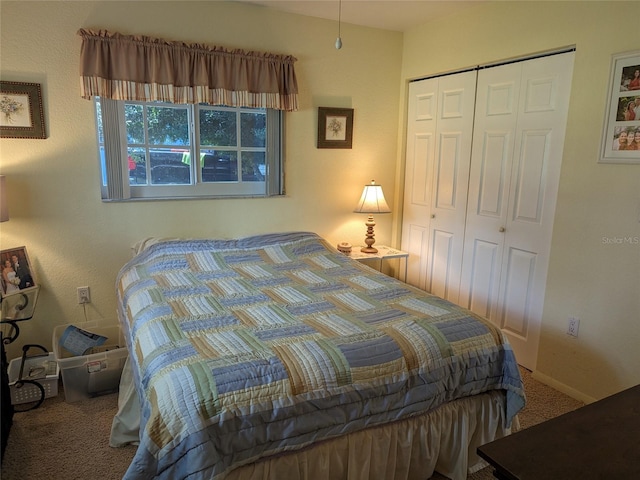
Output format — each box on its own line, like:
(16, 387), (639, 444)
(96, 98), (284, 201)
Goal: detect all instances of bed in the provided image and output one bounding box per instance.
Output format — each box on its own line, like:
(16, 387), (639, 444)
(111, 232), (525, 480)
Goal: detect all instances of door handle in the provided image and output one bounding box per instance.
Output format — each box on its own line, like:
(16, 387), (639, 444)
(499, 226), (506, 233)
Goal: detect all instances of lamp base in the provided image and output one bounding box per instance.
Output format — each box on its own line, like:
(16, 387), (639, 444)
(361, 215), (378, 253)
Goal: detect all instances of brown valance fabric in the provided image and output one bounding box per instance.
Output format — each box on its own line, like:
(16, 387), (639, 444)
(77, 29), (299, 111)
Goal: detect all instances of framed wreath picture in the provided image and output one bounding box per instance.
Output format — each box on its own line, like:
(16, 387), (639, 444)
(599, 50), (640, 164)
(0, 81), (47, 139)
(317, 107), (354, 149)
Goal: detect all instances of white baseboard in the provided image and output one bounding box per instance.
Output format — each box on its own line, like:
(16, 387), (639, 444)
(531, 370), (597, 404)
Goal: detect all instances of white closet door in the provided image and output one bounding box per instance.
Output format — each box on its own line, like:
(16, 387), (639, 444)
(460, 52), (575, 369)
(401, 71), (476, 302)
(458, 63), (521, 323)
(401, 78), (438, 291)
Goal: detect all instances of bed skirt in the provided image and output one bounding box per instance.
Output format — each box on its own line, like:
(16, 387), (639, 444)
(111, 358), (512, 480)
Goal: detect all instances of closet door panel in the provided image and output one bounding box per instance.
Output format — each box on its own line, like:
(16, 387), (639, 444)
(402, 72), (476, 299)
(498, 247), (537, 337)
(512, 129), (550, 223)
(459, 64), (520, 315)
(428, 229), (454, 299)
(416, 91), (436, 120)
(427, 73), (477, 303)
(405, 224), (429, 289)
(466, 239), (500, 319)
(410, 134), (433, 206)
(460, 52), (574, 370)
(402, 79), (438, 289)
(434, 133), (462, 209)
(477, 132), (511, 217)
(442, 88), (467, 119)
(501, 53), (574, 369)
(402, 132), (432, 289)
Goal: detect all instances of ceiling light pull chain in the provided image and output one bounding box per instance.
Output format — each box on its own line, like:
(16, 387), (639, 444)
(335, 0), (342, 49)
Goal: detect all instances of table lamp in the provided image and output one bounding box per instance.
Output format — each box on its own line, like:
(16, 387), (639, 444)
(354, 180), (391, 253)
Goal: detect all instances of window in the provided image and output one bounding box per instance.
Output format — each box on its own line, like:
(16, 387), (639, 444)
(96, 98), (284, 200)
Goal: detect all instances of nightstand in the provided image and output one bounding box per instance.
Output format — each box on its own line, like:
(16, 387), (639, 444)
(348, 246), (409, 280)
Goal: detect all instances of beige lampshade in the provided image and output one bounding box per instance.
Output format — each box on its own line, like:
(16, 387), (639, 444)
(354, 180), (391, 214)
(0, 175), (8, 222)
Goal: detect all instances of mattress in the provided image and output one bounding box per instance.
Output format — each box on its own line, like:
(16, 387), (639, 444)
(114, 232), (525, 479)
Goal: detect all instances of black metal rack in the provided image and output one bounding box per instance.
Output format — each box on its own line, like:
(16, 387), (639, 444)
(1, 286), (43, 462)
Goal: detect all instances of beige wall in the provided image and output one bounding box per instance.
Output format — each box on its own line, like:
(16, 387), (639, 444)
(399, 1), (640, 402)
(0, 1), (402, 357)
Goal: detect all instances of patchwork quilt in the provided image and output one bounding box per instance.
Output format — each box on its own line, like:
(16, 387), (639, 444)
(116, 232), (525, 480)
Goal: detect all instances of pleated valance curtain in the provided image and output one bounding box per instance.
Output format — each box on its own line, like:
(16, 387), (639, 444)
(77, 29), (299, 111)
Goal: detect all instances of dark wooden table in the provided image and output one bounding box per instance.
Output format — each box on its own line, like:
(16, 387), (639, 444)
(477, 384), (640, 479)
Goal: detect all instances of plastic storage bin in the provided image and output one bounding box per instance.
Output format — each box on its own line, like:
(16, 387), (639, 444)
(52, 322), (128, 403)
(8, 352), (59, 405)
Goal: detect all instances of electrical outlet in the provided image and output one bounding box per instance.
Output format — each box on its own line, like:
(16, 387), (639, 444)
(567, 316), (580, 337)
(77, 286), (91, 304)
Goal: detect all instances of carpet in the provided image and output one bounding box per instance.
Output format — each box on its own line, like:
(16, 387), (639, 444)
(1, 367), (583, 480)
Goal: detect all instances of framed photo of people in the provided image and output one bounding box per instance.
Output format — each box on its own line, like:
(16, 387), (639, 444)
(599, 50), (640, 164)
(0, 246), (37, 298)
